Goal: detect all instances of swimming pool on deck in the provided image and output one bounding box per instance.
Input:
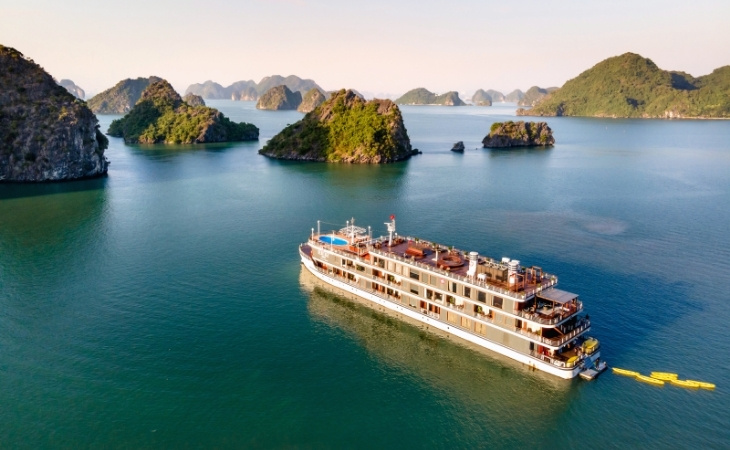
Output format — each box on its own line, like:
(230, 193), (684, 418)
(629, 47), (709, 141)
(318, 235), (348, 246)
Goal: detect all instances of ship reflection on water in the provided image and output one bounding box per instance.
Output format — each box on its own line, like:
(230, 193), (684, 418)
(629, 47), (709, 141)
(299, 267), (578, 428)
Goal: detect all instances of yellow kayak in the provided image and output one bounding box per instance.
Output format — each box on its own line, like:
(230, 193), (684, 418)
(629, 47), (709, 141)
(686, 380), (716, 390)
(636, 374), (665, 386)
(612, 367), (639, 377)
(650, 372), (678, 381)
(670, 379), (700, 389)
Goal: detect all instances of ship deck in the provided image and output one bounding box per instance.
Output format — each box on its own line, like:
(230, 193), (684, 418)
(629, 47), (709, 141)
(306, 234), (560, 301)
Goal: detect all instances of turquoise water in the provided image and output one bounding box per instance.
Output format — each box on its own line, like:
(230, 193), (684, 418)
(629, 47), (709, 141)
(318, 235), (349, 246)
(1, 101), (729, 448)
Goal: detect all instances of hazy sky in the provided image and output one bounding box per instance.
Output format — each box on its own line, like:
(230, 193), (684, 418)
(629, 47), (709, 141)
(2, 0), (729, 97)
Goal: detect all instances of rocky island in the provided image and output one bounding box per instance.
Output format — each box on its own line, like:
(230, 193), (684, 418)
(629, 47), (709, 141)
(185, 75), (324, 102)
(517, 53), (730, 119)
(58, 79), (85, 99)
(256, 85), (302, 110)
(259, 89), (417, 163)
(482, 121), (554, 148)
(87, 76), (162, 114)
(517, 86), (557, 107)
(298, 88), (327, 113)
(471, 89), (492, 106)
(395, 88), (466, 106)
(0, 45), (109, 182)
(107, 79), (258, 144)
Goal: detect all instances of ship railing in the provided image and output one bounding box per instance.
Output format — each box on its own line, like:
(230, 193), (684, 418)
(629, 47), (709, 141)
(529, 351), (581, 369)
(514, 301), (583, 325)
(367, 245), (558, 301)
(517, 319), (590, 347)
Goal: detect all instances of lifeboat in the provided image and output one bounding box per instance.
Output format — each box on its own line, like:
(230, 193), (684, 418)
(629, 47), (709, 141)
(670, 379), (700, 389)
(686, 380), (716, 390)
(636, 374), (665, 386)
(650, 372), (678, 381)
(612, 367), (639, 377)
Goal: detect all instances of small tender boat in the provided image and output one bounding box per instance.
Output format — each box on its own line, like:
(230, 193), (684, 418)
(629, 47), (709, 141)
(670, 379), (700, 389)
(650, 371), (678, 381)
(686, 380), (716, 390)
(612, 367), (640, 377)
(636, 374), (665, 386)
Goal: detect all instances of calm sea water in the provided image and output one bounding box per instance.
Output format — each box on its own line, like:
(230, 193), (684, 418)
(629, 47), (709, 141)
(1, 101), (729, 448)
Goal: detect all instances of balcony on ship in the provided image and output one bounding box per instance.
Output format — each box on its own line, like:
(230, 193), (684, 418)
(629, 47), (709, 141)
(515, 288), (582, 325)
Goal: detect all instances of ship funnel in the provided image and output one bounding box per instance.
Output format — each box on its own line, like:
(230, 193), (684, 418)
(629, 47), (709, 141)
(467, 251), (478, 277)
(508, 259), (520, 276)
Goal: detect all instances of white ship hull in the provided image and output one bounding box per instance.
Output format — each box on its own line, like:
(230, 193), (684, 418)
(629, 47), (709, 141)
(301, 254), (599, 379)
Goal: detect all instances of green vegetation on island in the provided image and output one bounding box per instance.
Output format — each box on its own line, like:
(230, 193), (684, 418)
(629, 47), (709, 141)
(0, 45), (108, 182)
(87, 76), (162, 114)
(182, 93), (205, 106)
(482, 121), (554, 148)
(107, 79), (258, 144)
(395, 88), (466, 106)
(518, 86), (558, 107)
(259, 89), (416, 163)
(298, 88), (327, 113)
(518, 53), (730, 118)
(256, 85), (302, 110)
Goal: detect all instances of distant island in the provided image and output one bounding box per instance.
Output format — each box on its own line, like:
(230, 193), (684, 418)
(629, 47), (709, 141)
(517, 52), (730, 119)
(504, 89), (524, 103)
(88, 76), (162, 114)
(107, 79), (258, 144)
(482, 121), (554, 148)
(471, 90), (492, 106)
(58, 79), (85, 99)
(256, 85), (302, 110)
(259, 89), (417, 163)
(395, 88), (466, 106)
(0, 45), (108, 182)
(298, 88), (326, 113)
(517, 86), (558, 107)
(185, 75), (324, 102)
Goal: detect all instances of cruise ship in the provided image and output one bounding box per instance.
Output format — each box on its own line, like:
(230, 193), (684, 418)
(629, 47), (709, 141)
(299, 217), (604, 379)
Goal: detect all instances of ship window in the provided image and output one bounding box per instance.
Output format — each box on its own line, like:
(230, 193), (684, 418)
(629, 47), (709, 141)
(477, 291), (486, 303)
(464, 287), (471, 298)
(410, 285), (420, 295)
(493, 296), (503, 309)
(356, 265), (365, 272)
(410, 270), (420, 280)
(450, 282), (457, 293)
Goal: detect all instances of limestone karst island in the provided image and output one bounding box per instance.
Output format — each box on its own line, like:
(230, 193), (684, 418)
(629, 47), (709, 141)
(107, 80), (259, 144)
(0, 45), (109, 182)
(259, 89), (417, 163)
(518, 52), (730, 119)
(482, 121), (554, 148)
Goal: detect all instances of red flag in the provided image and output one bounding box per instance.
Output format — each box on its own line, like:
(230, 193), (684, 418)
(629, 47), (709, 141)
(390, 214), (395, 220)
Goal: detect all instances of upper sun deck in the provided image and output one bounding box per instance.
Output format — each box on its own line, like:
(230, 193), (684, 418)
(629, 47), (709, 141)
(307, 231), (560, 302)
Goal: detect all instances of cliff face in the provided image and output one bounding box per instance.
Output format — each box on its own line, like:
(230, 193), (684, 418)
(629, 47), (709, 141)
(259, 89), (416, 163)
(58, 79), (85, 99)
(108, 79), (258, 144)
(0, 45), (109, 182)
(87, 76), (162, 114)
(482, 121), (554, 148)
(256, 85), (302, 110)
(298, 88), (326, 113)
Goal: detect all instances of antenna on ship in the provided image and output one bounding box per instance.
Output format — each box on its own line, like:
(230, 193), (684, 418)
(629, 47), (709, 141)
(385, 214), (396, 247)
